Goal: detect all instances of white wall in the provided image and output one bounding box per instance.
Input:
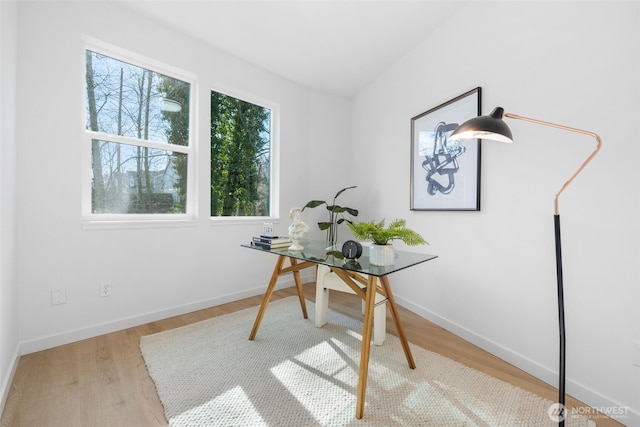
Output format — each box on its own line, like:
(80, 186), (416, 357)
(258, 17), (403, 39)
(351, 1), (639, 423)
(0, 0), (20, 411)
(14, 1), (346, 352)
(304, 91), (357, 240)
(6, 0), (639, 424)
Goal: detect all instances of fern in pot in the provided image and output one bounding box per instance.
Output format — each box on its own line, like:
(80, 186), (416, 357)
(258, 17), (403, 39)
(347, 219), (427, 266)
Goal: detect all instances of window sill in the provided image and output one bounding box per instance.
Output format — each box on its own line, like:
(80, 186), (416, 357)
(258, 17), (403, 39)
(82, 218), (199, 231)
(209, 217), (280, 227)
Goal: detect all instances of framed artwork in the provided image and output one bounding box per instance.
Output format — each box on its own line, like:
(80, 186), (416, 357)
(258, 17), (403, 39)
(410, 87), (482, 211)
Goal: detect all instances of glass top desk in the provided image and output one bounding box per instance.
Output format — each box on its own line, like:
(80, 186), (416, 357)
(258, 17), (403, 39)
(242, 239), (438, 419)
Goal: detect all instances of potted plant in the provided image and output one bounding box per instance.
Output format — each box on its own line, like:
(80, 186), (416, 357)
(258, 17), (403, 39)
(347, 219), (427, 265)
(302, 186), (359, 246)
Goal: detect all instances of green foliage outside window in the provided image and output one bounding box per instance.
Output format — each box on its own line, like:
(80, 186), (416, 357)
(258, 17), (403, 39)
(210, 91), (271, 217)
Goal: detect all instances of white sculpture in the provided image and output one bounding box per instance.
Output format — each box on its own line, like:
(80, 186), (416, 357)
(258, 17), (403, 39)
(287, 207), (309, 251)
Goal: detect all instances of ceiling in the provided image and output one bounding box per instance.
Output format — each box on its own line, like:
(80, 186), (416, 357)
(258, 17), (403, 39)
(117, 1), (469, 98)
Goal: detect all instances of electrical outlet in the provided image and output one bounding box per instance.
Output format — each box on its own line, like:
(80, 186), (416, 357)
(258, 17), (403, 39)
(99, 282), (112, 298)
(633, 340), (640, 368)
(51, 288), (66, 305)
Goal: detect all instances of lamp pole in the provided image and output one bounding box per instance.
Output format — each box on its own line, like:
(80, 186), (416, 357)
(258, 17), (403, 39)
(452, 108), (601, 426)
(503, 113), (601, 425)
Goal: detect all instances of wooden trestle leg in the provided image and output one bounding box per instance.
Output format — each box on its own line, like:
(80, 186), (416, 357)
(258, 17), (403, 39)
(248, 255), (287, 340)
(249, 256), (313, 340)
(289, 257), (308, 319)
(248, 254), (415, 420)
(355, 275), (377, 419)
(380, 275), (415, 369)
(329, 270), (415, 418)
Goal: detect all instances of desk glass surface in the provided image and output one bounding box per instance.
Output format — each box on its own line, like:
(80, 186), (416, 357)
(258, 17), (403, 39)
(242, 239), (437, 277)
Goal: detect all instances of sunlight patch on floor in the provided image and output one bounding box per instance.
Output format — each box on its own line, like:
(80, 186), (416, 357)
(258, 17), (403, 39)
(170, 386), (267, 427)
(271, 340), (357, 425)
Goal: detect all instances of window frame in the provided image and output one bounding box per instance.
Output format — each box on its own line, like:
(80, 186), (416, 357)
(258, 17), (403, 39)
(208, 85), (280, 224)
(81, 38), (198, 229)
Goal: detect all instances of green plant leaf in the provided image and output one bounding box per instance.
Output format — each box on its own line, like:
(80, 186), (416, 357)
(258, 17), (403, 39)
(302, 186), (358, 244)
(334, 186), (357, 199)
(344, 207), (358, 216)
(303, 200), (325, 209)
(327, 205), (346, 213)
(347, 218), (428, 246)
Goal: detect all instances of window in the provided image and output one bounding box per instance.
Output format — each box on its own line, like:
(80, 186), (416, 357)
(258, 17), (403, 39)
(210, 90), (274, 218)
(83, 44), (194, 221)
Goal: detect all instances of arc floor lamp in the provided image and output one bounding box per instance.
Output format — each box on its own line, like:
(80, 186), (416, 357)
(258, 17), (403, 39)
(450, 107), (601, 426)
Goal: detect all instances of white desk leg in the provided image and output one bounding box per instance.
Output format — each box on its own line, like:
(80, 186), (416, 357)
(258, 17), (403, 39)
(315, 265), (331, 327)
(373, 303), (386, 346)
(317, 265), (386, 345)
(361, 297), (386, 345)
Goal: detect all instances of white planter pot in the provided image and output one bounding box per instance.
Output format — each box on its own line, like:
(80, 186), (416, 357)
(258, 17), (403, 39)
(369, 244), (395, 266)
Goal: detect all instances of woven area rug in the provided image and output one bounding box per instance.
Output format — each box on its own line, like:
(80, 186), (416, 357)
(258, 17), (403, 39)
(140, 297), (591, 426)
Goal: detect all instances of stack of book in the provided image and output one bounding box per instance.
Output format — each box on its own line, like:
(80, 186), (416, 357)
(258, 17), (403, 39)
(251, 235), (292, 249)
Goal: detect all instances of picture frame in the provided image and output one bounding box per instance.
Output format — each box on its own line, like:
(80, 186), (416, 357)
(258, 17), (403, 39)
(410, 87), (482, 211)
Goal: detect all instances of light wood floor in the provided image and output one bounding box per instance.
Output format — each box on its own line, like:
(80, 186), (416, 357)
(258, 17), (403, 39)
(1, 282), (624, 427)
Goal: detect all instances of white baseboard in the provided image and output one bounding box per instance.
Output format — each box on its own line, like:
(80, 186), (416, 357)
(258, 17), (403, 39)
(6, 272), (317, 418)
(16, 274), (635, 425)
(20, 278), (299, 355)
(0, 344), (20, 420)
(395, 295), (639, 426)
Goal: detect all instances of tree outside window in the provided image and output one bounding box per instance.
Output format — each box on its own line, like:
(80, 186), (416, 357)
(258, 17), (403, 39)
(85, 50), (191, 215)
(210, 91), (271, 217)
